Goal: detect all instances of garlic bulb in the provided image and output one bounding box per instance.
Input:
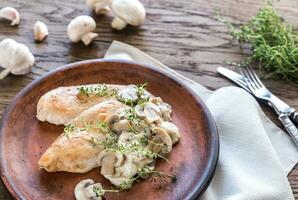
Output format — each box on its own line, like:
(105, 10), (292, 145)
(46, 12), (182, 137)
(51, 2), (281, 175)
(0, 39), (35, 79)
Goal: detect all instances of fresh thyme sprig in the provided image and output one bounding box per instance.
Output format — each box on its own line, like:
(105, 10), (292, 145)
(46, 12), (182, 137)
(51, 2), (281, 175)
(216, 4), (298, 84)
(136, 83), (148, 97)
(78, 84), (118, 97)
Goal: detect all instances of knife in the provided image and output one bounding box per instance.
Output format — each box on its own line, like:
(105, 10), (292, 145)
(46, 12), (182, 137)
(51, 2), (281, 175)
(217, 67), (298, 125)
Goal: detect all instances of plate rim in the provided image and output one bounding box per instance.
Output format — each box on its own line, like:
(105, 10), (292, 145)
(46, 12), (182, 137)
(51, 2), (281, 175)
(0, 59), (219, 200)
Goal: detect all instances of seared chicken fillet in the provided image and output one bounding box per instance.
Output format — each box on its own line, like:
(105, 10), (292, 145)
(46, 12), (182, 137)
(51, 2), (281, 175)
(38, 100), (126, 173)
(36, 84), (124, 125)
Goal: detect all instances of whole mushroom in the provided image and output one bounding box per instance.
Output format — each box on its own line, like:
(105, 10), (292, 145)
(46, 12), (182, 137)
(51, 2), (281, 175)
(67, 15), (98, 45)
(0, 38), (35, 80)
(0, 7), (20, 26)
(86, 0), (112, 14)
(74, 179), (104, 200)
(110, 0), (146, 30)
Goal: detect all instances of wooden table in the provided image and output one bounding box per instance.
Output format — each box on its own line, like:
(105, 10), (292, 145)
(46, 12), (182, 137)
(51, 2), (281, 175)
(0, 0), (297, 199)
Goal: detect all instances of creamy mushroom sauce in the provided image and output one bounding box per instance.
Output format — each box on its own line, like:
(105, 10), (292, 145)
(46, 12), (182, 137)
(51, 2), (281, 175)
(73, 84), (181, 199)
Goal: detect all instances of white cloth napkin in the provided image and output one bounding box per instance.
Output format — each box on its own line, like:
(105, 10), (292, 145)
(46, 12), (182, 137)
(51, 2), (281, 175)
(104, 41), (298, 200)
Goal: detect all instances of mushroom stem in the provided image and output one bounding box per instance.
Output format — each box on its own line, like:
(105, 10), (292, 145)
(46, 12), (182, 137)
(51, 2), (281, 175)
(0, 68), (11, 80)
(111, 17), (127, 30)
(81, 32), (98, 45)
(95, 4), (110, 14)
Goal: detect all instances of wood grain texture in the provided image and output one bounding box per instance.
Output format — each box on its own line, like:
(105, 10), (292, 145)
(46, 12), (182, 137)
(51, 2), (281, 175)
(0, 0), (297, 199)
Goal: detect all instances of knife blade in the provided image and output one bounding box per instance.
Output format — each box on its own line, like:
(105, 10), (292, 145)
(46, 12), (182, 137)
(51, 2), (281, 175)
(217, 67), (298, 125)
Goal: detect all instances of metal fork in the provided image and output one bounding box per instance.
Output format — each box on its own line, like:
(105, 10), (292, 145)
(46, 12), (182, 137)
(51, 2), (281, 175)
(240, 67), (298, 147)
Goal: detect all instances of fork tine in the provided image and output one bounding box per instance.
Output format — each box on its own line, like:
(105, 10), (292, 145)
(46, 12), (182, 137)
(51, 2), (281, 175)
(240, 68), (256, 91)
(247, 66), (265, 88)
(246, 67), (261, 89)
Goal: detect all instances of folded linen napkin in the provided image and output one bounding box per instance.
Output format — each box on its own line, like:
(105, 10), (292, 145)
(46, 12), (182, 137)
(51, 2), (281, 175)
(104, 41), (298, 200)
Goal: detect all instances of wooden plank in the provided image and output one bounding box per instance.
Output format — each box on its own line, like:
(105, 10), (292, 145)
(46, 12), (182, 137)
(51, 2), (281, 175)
(0, 0), (297, 199)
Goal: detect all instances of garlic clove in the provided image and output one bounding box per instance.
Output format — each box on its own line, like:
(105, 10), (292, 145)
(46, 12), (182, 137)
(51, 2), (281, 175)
(33, 21), (48, 42)
(0, 7), (20, 26)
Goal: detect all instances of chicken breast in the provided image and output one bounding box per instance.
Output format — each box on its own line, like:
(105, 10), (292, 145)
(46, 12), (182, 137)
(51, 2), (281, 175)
(39, 100), (126, 173)
(39, 130), (105, 173)
(36, 84), (124, 125)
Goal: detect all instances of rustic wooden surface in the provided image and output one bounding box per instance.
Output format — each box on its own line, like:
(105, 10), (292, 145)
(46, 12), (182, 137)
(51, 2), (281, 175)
(0, 0), (297, 199)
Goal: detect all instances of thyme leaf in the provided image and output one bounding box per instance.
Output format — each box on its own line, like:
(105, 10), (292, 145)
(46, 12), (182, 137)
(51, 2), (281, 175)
(78, 84), (118, 97)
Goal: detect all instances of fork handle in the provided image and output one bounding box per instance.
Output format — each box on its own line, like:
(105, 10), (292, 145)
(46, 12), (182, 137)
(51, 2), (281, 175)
(279, 113), (298, 147)
(290, 111), (298, 126)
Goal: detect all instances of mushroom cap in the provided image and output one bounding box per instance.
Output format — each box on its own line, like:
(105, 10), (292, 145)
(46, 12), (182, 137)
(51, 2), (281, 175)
(67, 15), (97, 42)
(0, 38), (35, 74)
(111, 0), (146, 26)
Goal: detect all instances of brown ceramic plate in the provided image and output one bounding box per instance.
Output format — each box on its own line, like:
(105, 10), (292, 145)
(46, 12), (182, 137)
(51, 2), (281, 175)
(0, 60), (219, 200)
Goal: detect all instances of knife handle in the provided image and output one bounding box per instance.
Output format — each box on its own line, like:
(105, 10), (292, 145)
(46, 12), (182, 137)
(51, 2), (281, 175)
(279, 113), (298, 147)
(290, 112), (298, 126)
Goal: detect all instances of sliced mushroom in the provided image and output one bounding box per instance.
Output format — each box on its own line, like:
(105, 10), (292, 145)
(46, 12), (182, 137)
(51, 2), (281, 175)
(131, 153), (153, 168)
(116, 107), (127, 119)
(134, 104), (146, 118)
(144, 102), (161, 123)
(148, 127), (172, 155)
(118, 85), (138, 103)
(104, 114), (120, 130)
(150, 97), (172, 121)
(158, 121), (180, 144)
(118, 131), (141, 145)
(97, 150), (125, 175)
(104, 114), (130, 133)
(74, 179), (103, 200)
(113, 119), (130, 132)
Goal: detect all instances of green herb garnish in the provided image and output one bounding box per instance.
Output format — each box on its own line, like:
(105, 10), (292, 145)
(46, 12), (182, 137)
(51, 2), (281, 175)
(217, 4), (298, 83)
(78, 84), (118, 97)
